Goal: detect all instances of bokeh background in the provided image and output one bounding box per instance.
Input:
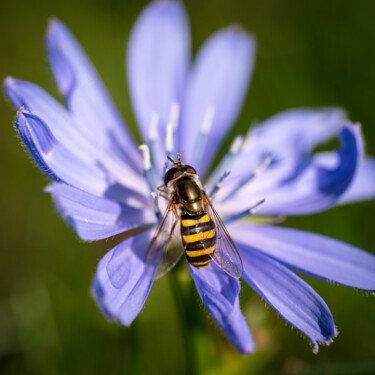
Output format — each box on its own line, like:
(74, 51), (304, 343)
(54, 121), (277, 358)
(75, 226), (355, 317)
(1, 0), (375, 374)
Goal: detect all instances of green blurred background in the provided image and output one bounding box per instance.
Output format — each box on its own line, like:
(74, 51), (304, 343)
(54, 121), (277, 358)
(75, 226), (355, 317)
(1, 0), (375, 374)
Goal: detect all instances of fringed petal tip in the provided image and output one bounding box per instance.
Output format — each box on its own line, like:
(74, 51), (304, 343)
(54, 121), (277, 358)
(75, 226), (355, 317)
(312, 328), (338, 354)
(3, 75), (15, 91)
(46, 17), (61, 39)
(189, 263), (254, 354)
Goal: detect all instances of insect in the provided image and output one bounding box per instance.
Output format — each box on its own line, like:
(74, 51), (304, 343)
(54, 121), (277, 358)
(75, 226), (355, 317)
(146, 153), (243, 279)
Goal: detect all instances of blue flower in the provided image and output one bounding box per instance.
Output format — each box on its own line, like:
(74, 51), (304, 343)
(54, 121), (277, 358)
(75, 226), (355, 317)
(4, 1), (375, 354)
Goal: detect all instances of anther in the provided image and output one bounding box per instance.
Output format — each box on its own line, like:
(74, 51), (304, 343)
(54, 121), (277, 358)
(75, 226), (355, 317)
(224, 198), (266, 224)
(169, 101), (180, 130)
(165, 121), (174, 154)
(254, 156), (272, 176)
(201, 106), (215, 134)
(222, 155), (272, 202)
(139, 144), (157, 200)
(139, 144), (152, 171)
(151, 192), (162, 222)
(206, 134), (243, 191)
(148, 113), (162, 176)
(208, 170), (231, 199)
(229, 134), (244, 155)
(149, 113), (159, 141)
(194, 106), (216, 167)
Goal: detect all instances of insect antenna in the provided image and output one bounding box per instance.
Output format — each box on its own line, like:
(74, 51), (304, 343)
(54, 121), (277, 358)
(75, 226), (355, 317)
(167, 155), (175, 164)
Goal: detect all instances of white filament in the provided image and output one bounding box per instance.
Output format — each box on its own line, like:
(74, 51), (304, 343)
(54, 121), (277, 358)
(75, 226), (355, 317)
(201, 106), (216, 134)
(165, 122), (174, 153)
(229, 134), (244, 155)
(149, 113), (159, 141)
(253, 156), (272, 176)
(139, 144), (152, 171)
(249, 198), (266, 215)
(169, 101), (180, 130)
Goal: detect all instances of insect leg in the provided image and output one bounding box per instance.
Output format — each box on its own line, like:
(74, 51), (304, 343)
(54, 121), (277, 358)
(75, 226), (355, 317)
(157, 185), (169, 195)
(159, 194), (172, 202)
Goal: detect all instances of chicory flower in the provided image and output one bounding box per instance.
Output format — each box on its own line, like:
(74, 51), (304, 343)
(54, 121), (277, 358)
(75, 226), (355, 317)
(5, 1), (375, 354)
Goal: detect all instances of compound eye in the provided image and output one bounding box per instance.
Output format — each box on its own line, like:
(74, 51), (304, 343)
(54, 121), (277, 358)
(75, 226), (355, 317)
(185, 165), (196, 174)
(164, 168), (183, 185)
(172, 170), (183, 179)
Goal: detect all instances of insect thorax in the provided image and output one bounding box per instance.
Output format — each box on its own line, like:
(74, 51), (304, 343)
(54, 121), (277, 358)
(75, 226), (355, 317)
(172, 175), (203, 213)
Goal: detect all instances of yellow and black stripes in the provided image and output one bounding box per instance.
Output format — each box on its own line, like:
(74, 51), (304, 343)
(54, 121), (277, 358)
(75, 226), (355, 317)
(181, 210), (216, 269)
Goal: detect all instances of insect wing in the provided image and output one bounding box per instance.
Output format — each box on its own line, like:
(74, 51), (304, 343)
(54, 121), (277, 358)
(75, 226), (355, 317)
(156, 226), (184, 279)
(202, 191), (243, 278)
(145, 200), (183, 278)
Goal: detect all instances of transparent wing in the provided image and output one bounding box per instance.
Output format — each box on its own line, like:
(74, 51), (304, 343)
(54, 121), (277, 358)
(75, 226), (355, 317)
(145, 200), (183, 278)
(202, 191), (243, 279)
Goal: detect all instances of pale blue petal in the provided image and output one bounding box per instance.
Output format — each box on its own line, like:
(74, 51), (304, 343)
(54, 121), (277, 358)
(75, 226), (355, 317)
(230, 222), (375, 291)
(339, 156), (375, 204)
(247, 108), (346, 160)
(5, 78), (147, 195)
(207, 108), (347, 195)
(239, 245), (336, 353)
(93, 228), (158, 325)
(15, 110), (110, 197)
(46, 19), (141, 170)
(219, 125), (362, 216)
(46, 183), (156, 240)
(181, 28), (256, 174)
(127, 1), (190, 141)
(189, 262), (254, 354)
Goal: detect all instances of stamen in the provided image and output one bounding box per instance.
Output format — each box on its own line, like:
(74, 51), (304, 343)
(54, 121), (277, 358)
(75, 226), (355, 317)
(201, 106), (215, 134)
(241, 118), (259, 151)
(231, 136), (243, 155)
(224, 198), (266, 224)
(169, 101), (180, 130)
(208, 170), (231, 199)
(139, 144), (156, 194)
(139, 144), (152, 171)
(194, 106), (216, 167)
(165, 121), (174, 155)
(222, 155), (272, 202)
(151, 192), (163, 222)
(207, 134), (244, 189)
(149, 113), (158, 141)
(169, 101), (180, 155)
(148, 113), (162, 176)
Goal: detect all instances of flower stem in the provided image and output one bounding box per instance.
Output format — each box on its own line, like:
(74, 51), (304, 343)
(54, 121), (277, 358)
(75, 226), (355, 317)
(168, 267), (200, 375)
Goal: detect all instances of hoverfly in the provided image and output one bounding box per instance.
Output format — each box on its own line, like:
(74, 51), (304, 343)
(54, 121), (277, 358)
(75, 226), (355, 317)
(146, 153), (243, 279)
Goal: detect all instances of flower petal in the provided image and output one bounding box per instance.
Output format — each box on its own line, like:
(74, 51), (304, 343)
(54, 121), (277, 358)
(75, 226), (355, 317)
(180, 27), (256, 173)
(246, 108), (346, 161)
(229, 222), (375, 291)
(189, 262), (253, 354)
(93, 228), (158, 325)
(127, 0), (190, 140)
(340, 156), (375, 204)
(219, 125), (362, 216)
(15, 109), (110, 196)
(46, 183), (155, 240)
(46, 19), (141, 169)
(239, 245), (336, 353)
(5, 79), (148, 196)
(207, 108), (347, 198)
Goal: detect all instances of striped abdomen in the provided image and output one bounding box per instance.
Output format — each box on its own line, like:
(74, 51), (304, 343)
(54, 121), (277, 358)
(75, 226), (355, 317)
(181, 209), (216, 269)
